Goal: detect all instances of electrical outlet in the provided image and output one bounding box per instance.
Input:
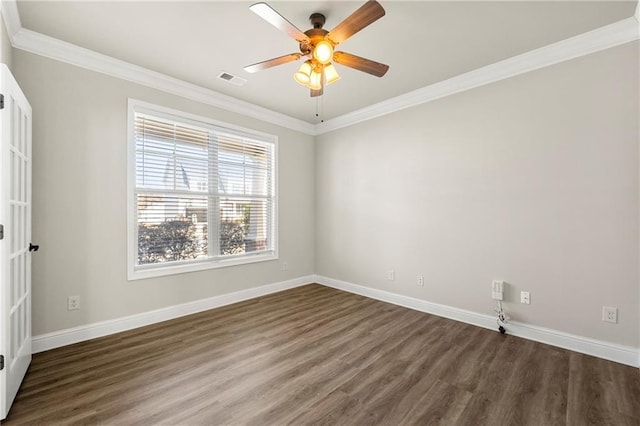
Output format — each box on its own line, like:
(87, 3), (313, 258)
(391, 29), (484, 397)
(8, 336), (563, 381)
(520, 291), (530, 304)
(282, 261), (288, 271)
(387, 270), (395, 281)
(417, 275), (424, 287)
(67, 295), (80, 311)
(602, 306), (617, 323)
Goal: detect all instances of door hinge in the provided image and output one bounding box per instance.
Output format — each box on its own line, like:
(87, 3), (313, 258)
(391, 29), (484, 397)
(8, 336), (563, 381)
(0, 94), (4, 110)
(0, 355), (4, 371)
(0, 224), (3, 240)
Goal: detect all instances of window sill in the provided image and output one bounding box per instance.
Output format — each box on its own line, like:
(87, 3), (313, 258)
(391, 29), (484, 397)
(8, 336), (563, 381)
(128, 252), (278, 281)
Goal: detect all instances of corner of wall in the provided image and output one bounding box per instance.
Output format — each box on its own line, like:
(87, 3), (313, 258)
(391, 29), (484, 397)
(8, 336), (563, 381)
(312, 134), (319, 276)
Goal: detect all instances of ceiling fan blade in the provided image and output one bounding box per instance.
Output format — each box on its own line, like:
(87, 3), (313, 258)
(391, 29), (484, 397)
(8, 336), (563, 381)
(244, 53), (302, 73)
(333, 51), (389, 77)
(250, 3), (310, 44)
(327, 0), (385, 45)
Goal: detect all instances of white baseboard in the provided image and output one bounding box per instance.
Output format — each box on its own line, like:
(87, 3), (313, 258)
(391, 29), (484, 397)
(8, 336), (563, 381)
(33, 274), (639, 368)
(32, 275), (315, 353)
(315, 275), (640, 368)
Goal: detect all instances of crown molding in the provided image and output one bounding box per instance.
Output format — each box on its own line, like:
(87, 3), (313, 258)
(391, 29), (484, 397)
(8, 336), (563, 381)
(315, 16), (640, 135)
(0, 0), (21, 43)
(10, 27), (316, 135)
(1, 0), (639, 137)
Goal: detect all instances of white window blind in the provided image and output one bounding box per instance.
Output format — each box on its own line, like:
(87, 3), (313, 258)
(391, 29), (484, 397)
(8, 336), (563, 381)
(128, 101), (276, 279)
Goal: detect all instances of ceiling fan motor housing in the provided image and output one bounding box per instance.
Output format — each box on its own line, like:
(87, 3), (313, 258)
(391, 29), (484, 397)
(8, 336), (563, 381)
(301, 28), (329, 55)
(299, 13), (329, 55)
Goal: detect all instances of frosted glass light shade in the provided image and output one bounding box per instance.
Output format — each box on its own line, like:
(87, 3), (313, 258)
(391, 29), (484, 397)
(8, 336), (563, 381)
(324, 63), (340, 84)
(293, 61), (312, 86)
(313, 41), (333, 64)
(309, 70), (322, 90)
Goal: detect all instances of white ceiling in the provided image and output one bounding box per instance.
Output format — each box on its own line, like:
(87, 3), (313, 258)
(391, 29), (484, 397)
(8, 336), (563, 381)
(15, 1), (638, 123)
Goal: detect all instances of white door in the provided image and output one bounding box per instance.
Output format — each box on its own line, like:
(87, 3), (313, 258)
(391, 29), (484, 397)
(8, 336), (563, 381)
(0, 64), (33, 421)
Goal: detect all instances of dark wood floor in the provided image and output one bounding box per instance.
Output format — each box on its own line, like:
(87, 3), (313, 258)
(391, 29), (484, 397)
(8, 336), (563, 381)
(4, 284), (639, 425)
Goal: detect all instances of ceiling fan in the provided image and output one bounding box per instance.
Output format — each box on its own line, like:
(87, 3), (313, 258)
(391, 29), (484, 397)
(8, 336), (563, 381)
(244, 0), (389, 97)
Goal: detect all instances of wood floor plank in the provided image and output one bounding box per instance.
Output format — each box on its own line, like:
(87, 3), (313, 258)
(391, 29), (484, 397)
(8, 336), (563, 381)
(3, 284), (639, 425)
(399, 379), (473, 426)
(284, 389), (363, 426)
(567, 353), (640, 426)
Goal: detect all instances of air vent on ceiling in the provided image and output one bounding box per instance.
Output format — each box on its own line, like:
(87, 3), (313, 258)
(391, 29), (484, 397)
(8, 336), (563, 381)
(217, 72), (247, 87)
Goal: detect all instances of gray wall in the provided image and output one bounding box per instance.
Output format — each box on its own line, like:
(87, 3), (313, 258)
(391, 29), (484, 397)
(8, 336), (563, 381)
(316, 42), (639, 347)
(13, 50), (316, 336)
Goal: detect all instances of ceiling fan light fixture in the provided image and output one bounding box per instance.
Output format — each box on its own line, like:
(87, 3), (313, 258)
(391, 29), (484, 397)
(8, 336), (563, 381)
(246, 1), (389, 98)
(324, 63), (340, 85)
(313, 40), (334, 64)
(293, 60), (313, 86)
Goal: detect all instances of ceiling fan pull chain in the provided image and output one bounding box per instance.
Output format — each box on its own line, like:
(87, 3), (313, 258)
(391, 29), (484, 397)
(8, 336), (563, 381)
(315, 96), (325, 123)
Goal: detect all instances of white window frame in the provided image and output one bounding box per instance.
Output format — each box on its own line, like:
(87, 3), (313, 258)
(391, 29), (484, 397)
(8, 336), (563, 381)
(127, 99), (278, 280)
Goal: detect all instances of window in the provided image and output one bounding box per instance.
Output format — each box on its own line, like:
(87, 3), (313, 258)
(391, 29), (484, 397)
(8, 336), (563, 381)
(127, 100), (277, 280)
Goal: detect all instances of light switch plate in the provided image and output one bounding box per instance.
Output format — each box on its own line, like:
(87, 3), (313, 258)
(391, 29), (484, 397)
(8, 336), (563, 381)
(491, 280), (504, 300)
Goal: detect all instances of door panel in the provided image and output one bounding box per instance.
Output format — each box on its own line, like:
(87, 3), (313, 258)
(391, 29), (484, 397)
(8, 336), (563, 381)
(1, 64), (32, 421)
